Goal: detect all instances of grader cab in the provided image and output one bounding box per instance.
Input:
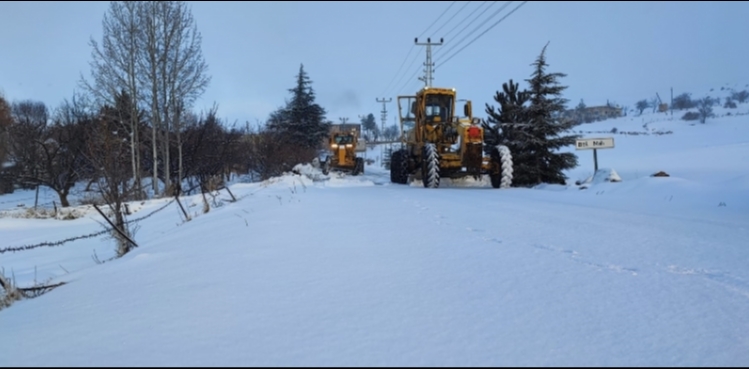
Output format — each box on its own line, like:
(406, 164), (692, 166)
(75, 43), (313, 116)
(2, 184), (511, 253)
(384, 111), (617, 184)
(322, 130), (364, 176)
(389, 86), (513, 188)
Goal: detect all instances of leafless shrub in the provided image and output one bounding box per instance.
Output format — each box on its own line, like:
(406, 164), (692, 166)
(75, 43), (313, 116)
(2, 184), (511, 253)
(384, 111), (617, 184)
(0, 268), (66, 311)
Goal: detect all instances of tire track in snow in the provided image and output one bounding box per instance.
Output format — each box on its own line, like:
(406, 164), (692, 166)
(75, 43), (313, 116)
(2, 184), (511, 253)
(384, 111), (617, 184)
(666, 265), (749, 300)
(468, 225), (749, 300)
(531, 243), (639, 276)
(385, 180), (749, 301)
(395, 190), (641, 277)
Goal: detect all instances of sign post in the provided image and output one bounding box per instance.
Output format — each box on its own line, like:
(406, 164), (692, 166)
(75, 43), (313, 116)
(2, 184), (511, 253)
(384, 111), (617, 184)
(575, 137), (615, 172)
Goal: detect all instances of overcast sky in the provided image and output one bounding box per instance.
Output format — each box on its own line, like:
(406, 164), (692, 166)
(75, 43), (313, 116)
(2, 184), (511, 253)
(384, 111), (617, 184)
(1, 1), (748, 128)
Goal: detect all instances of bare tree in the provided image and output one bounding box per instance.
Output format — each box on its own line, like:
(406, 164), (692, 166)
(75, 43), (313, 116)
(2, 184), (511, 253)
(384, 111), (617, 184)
(1, 96), (94, 206)
(650, 97), (659, 113)
(732, 89), (749, 104)
(184, 107), (223, 191)
(246, 126), (315, 181)
(84, 98), (139, 257)
(635, 99), (650, 115)
(697, 97), (714, 124)
(137, 0), (163, 195)
(672, 93), (696, 110)
(83, 1), (210, 198)
(382, 124), (399, 141)
(139, 1), (210, 196)
(0, 94), (11, 166)
(31, 96), (91, 207)
(8, 101), (48, 190)
(0, 94), (12, 194)
(81, 1), (145, 200)
(162, 1), (210, 190)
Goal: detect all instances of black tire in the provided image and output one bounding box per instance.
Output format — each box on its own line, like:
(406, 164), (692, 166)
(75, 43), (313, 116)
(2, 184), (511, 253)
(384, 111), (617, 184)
(391, 149), (409, 184)
(489, 145), (513, 189)
(390, 150), (401, 183)
(322, 156), (331, 175)
(354, 158), (364, 175)
(489, 147), (501, 188)
(421, 143), (440, 188)
(398, 149), (410, 184)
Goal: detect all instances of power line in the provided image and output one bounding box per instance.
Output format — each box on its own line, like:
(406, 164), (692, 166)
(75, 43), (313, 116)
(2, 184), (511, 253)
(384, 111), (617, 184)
(434, 1), (514, 65)
(431, 1), (473, 39)
(395, 63), (424, 96)
(379, 1), (457, 98)
(387, 48), (425, 97)
(437, 1), (529, 68)
(434, 1), (501, 59)
(396, 64), (422, 95)
(378, 45), (416, 97)
(418, 1), (458, 39)
(439, 1), (491, 47)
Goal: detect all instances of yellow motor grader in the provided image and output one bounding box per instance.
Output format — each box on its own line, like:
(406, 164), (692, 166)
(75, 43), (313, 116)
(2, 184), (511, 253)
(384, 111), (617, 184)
(322, 130), (364, 176)
(389, 86), (513, 188)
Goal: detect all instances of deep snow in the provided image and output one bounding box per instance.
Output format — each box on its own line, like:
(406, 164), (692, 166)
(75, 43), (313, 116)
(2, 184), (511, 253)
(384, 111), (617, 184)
(1, 88), (748, 366)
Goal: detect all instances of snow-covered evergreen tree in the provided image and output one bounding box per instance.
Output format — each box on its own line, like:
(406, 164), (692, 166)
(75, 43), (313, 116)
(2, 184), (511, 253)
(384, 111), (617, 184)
(361, 113), (378, 141)
(523, 42), (580, 186)
(482, 79), (536, 187)
(268, 64), (330, 150)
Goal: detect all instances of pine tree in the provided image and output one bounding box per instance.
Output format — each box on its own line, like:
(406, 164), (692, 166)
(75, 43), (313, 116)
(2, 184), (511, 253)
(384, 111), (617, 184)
(523, 42), (580, 185)
(382, 145), (393, 170)
(482, 79), (537, 186)
(268, 64), (330, 149)
(361, 113), (378, 140)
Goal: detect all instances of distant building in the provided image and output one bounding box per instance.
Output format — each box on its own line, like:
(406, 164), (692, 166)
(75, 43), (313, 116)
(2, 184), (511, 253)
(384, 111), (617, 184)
(563, 105), (623, 123)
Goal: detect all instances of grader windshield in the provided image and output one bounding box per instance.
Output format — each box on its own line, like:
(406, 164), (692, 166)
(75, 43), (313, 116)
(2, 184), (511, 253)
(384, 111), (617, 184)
(397, 93), (455, 138)
(334, 134), (354, 145)
(424, 93), (453, 124)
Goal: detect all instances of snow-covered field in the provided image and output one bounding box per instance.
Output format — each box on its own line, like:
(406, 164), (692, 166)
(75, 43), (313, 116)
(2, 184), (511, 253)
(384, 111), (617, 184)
(1, 88), (748, 366)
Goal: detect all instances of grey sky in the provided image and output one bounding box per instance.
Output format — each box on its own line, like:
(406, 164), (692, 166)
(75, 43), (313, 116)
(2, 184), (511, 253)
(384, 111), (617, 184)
(1, 1), (747, 128)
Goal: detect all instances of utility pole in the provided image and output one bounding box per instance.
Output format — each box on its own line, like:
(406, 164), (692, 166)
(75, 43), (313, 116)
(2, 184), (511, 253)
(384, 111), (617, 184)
(415, 37), (443, 87)
(670, 87), (673, 117)
(375, 97), (392, 135)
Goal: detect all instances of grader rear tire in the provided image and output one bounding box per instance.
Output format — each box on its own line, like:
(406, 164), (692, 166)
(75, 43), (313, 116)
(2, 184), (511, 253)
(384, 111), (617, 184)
(489, 145), (513, 189)
(398, 150), (410, 184)
(354, 158), (364, 175)
(422, 143), (440, 188)
(390, 149), (410, 184)
(322, 156), (331, 176)
(390, 150), (402, 183)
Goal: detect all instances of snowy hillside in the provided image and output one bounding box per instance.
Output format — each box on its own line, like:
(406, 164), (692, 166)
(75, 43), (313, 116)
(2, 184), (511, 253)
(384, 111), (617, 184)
(1, 88), (748, 366)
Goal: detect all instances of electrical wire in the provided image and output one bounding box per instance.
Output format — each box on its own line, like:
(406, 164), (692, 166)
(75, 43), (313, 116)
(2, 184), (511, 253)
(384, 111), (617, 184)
(431, 1), (473, 40)
(434, 1), (514, 65)
(393, 56), (425, 96)
(437, 1), (528, 68)
(435, 1), (492, 56)
(378, 45), (416, 97)
(379, 1), (458, 98)
(418, 1), (458, 39)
